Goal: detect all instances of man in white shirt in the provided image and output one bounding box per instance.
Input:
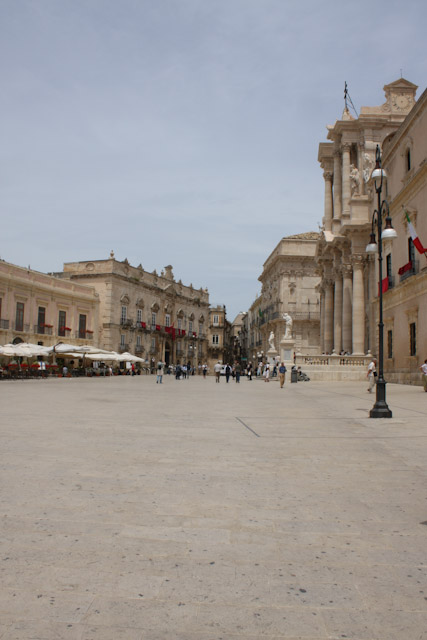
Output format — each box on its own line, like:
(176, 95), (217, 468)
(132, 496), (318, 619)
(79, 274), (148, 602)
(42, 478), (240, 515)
(419, 359), (427, 392)
(367, 358), (377, 393)
(214, 361), (222, 383)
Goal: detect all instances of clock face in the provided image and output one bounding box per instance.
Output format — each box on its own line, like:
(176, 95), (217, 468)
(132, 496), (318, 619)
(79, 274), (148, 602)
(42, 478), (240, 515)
(395, 94), (410, 109)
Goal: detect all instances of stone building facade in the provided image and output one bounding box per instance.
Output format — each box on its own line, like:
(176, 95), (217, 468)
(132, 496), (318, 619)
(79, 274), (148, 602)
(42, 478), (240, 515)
(61, 253), (210, 368)
(366, 87), (427, 384)
(248, 233), (320, 362)
(207, 305), (231, 370)
(0, 259), (99, 347)
(316, 78), (418, 358)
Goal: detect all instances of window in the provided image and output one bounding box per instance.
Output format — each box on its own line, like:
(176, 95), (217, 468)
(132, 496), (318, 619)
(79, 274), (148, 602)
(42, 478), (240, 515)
(189, 320), (193, 333)
(79, 314), (87, 339)
(137, 309), (143, 323)
(387, 330), (393, 359)
(213, 314), (219, 326)
(121, 306), (127, 324)
(408, 237), (416, 264)
(38, 306), (46, 333)
(199, 322), (204, 336)
(120, 334), (125, 347)
(212, 334), (219, 345)
(58, 310), (66, 336)
(410, 322), (416, 356)
(16, 302), (24, 331)
(177, 318), (182, 329)
(136, 335), (141, 347)
(165, 314), (171, 327)
(406, 148), (411, 172)
(151, 337), (156, 349)
(151, 312), (156, 327)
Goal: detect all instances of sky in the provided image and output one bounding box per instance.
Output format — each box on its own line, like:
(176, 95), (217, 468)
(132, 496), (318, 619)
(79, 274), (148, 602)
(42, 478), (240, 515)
(1, 0), (426, 320)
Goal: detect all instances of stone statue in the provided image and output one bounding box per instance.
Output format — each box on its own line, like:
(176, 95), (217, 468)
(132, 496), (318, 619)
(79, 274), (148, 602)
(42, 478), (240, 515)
(363, 153), (374, 183)
(268, 331), (276, 351)
(350, 164), (360, 195)
(282, 313), (293, 339)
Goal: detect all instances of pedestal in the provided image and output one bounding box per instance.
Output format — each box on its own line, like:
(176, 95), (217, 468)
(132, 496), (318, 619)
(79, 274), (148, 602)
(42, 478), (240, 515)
(266, 348), (279, 367)
(280, 338), (295, 368)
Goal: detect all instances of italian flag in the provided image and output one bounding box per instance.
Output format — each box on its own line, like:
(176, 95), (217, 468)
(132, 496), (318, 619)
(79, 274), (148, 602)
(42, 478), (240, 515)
(405, 211), (426, 254)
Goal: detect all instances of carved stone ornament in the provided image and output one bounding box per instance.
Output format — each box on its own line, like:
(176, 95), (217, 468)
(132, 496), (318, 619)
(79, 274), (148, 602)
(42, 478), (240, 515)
(363, 153), (374, 183)
(350, 164), (360, 195)
(151, 302), (160, 312)
(120, 294), (130, 305)
(136, 298), (145, 309)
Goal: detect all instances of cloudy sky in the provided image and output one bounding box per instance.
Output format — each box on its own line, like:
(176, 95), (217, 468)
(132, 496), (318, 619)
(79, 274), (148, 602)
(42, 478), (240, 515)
(1, 0), (426, 320)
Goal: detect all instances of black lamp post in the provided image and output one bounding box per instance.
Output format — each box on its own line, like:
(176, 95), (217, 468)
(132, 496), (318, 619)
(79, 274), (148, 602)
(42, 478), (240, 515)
(366, 145), (397, 418)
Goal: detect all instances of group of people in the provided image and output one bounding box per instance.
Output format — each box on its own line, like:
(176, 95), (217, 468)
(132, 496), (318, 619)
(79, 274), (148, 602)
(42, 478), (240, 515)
(367, 357), (427, 393)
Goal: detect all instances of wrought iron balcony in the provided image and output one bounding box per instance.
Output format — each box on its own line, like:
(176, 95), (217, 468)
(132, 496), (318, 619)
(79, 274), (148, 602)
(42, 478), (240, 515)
(118, 344), (130, 353)
(0, 319), (9, 330)
(14, 322), (30, 332)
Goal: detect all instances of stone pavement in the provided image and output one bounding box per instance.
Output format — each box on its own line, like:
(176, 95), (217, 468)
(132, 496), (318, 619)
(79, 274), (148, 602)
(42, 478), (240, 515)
(0, 375), (427, 640)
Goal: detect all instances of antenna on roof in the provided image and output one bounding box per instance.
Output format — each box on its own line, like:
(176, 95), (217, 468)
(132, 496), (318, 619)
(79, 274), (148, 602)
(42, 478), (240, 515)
(344, 81), (359, 118)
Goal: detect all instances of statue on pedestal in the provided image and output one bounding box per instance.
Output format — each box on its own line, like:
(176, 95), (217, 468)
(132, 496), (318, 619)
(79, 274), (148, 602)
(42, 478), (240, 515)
(268, 331), (276, 351)
(282, 313), (293, 339)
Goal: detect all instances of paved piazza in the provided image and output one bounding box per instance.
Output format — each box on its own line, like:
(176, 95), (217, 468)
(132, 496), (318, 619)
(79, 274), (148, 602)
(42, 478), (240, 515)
(1, 375), (427, 640)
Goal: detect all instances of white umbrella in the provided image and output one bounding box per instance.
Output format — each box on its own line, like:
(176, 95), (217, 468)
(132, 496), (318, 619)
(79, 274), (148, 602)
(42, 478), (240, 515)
(118, 352), (145, 363)
(0, 343), (51, 357)
(47, 343), (113, 355)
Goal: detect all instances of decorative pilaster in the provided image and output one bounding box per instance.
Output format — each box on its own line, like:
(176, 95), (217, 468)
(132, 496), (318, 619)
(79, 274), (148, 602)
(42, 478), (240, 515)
(342, 143), (351, 218)
(342, 263), (353, 354)
(352, 255), (365, 355)
(320, 289), (325, 354)
(323, 171), (333, 232)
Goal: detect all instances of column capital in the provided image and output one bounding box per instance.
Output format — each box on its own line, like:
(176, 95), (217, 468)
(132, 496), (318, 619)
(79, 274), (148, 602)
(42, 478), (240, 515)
(342, 142), (351, 152)
(351, 253), (366, 267)
(323, 170), (333, 181)
(342, 263), (353, 277)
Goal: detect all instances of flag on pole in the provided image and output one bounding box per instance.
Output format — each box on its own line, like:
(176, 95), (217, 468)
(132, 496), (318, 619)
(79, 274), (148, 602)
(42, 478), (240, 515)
(405, 211), (426, 254)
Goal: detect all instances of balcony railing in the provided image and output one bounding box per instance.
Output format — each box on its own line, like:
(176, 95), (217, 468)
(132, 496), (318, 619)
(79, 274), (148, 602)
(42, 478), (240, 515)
(118, 344), (130, 353)
(135, 345), (144, 353)
(0, 319), (9, 330)
(75, 331), (94, 340)
(14, 322), (30, 332)
(399, 260), (419, 283)
(120, 319), (133, 327)
(34, 324), (53, 335)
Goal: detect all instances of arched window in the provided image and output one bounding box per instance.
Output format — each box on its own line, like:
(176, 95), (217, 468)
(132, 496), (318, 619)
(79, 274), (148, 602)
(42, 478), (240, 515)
(406, 148), (411, 172)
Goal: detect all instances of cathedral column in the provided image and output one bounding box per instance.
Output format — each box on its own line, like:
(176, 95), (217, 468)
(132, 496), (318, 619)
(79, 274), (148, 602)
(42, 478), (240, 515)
(333, 150), (342, 233)
(333, 271), (343, 354)
(342, 143), (351, 218)
(324, 280), (334, 355)
(323, 171), (333, 232)
(352, 255), (365, 355)
(342, 263), (353, 354)
(319, 288), (325, 354)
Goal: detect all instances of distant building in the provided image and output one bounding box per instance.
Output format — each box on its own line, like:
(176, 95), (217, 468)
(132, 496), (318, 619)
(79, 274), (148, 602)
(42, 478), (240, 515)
(0, 259), (99, 347)
(60, 253), (209, 368)
(249, 233), (320, 361)
(207, 305), (230, 369)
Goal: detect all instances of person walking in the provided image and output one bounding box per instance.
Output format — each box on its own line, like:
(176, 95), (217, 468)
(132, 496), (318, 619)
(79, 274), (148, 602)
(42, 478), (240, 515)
(225, 364), (231, 383)
(247, 362), (252, 380)
(278, 362), (287, 388)
(367, 358), (377, 393)
(156, 361), (164, 384)
(264, 363), (270, 382)
(214, 361), (222, 383)
(235, 361), (241, 383)
(202, 363), (208, 378)
(419, 359), (427, 392)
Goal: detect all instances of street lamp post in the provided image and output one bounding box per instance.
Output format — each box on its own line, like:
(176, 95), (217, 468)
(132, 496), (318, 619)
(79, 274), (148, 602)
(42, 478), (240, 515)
(366, 145), (397, 418)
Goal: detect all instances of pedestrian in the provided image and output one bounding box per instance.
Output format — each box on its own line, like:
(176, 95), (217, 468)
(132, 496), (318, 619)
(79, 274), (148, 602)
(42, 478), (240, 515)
(247, 362), (252, 380)
(202, 363), (208, 378)
(225, 363), (231, 383)
(214, 361), (222, 383)
(264, 363), (270, 382)
(420, 359), (427, 392)
(367, 358), (377, 393)
(62, 364), (68, 377)
(235, 361), (241, 383)
(156, 361), (164, 384)
(278, 362), (287, 388)
(175, 364), (181, 380)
